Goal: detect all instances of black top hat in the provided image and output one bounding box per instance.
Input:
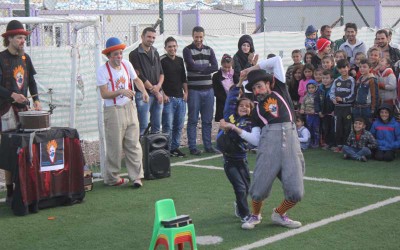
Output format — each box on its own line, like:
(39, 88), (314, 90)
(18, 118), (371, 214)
(2, 20), (30, 38)
(245, 69), (273, 92)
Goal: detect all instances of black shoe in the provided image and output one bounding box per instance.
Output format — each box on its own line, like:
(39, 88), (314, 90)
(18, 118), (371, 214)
(170, 148), (186, 157)
(190, 148), (202, 156)
(205, 147), (220, 154)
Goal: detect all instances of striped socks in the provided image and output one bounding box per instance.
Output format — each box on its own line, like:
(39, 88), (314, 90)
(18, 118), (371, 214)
(275, 199), (297, 215)
(252, 200), (263, 215)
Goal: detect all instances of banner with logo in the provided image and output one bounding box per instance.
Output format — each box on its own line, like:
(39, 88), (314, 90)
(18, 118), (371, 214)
(40, 138), (65, 172)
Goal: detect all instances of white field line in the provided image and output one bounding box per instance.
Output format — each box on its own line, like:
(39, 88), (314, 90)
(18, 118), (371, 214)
(174, 163), (400, 191)
(232, 196), (400, 250)
(171, 154), (222, 166)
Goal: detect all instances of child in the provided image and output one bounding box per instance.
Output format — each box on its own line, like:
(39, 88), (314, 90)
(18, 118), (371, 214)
(288, 64), (304, 112)
(296, 116), (311, 150)
(314, 67), (323, 85)
(213, 54), (235, 122)
(370, 104), (400, 161)
(298, 63), (315, 104)
(377, 57), (397, 105)
(330, 59), (356, 152)
(342, 117), (377, 162)
(305, 25), (318, 52)
(217, 79), (254, 222)
(316, 70), (336, 149)
(286, 49), (302, 83)
(321, 55), (334, 72)
(350, 51), (366, 81)
(304, 51), (315, 65)
(368, 47), (381, 75)
(353, 59), (378, 129)
(312, 38), (332, 69)
(300, 80), (320, 148)
(333, 50), (347, 79)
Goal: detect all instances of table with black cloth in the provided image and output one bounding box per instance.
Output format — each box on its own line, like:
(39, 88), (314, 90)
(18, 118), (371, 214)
(0, 127), (85, 216)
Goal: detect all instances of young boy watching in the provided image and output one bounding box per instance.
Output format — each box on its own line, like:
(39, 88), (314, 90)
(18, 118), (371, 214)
(350, 51), (366, 80)
(329, 59), (356, 152)
(342, 117), (377, 162)
(353, 59), (378, 129)
(377, 57), (397, 105)
(316, 70), (336, 149)
(286, 49), (302, 83)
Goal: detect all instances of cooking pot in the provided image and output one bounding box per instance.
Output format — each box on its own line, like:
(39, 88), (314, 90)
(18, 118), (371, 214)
(18, 110), (51, 132)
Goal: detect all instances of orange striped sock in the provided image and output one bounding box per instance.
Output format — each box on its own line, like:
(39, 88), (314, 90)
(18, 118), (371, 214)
(275, 200), (297, 215)
(252, 200), (263, 215)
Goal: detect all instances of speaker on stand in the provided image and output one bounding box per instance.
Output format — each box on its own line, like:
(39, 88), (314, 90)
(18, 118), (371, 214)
(140, 124), (171, 180)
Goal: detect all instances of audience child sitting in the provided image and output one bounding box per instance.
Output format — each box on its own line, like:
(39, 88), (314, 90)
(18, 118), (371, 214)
(353, 59), (378, 129)
(217, 79), (254, 223)
(300, 80), (320, 148)
(377, 57), (397, 105)
(316, 70), (336, 149)
(298, 63), (315, 104)
(305, 25), (318, 52)
(342, 117), (377, 162)
(296, 116), (311, 150)
(370, 104), (400, 161)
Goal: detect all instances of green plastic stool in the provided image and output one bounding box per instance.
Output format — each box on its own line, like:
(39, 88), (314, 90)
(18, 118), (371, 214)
(149, 199), (197, 250)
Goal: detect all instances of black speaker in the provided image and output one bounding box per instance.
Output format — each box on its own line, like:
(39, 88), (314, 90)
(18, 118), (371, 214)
(140, 133), (170, 180)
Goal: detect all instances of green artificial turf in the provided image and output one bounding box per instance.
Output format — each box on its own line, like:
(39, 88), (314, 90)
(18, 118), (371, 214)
(0, 148), (399, 250)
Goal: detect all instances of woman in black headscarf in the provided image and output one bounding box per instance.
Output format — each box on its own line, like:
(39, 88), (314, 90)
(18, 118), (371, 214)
(233, 35), (258, 100)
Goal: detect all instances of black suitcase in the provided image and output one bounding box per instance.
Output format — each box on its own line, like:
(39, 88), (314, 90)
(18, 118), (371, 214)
(140, 124), (171, 180)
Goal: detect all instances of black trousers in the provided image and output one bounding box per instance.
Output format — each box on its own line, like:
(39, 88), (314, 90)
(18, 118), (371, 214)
(334, 106), (352, 146)
(224, 158), (250, 218)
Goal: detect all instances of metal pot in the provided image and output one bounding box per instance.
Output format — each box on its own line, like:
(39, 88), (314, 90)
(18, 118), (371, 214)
(18, 110), (51, 132)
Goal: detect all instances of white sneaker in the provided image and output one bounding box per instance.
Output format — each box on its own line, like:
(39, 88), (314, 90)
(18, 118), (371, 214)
(241, 214), (262, 230)
(271, 209), (302, 228)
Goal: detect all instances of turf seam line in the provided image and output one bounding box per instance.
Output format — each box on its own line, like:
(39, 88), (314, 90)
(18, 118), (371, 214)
(175, 163), (400, 191)
(232, 196), (400, 250)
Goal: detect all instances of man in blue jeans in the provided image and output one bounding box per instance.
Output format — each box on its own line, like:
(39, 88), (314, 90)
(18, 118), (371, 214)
(161, 37), (188, 157)
(129, 27), (164, 134)
(183, 26), (219, 155)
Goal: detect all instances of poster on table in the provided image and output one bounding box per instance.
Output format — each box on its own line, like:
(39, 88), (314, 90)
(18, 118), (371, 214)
(40, 138), (65, 172)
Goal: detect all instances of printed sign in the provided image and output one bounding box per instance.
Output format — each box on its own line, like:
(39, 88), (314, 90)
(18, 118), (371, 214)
(40, 138), (64, 172)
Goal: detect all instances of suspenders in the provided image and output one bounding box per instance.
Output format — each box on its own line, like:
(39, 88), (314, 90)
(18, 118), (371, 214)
(105, 61), (131, 105)
(255, 91), (293, 125)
